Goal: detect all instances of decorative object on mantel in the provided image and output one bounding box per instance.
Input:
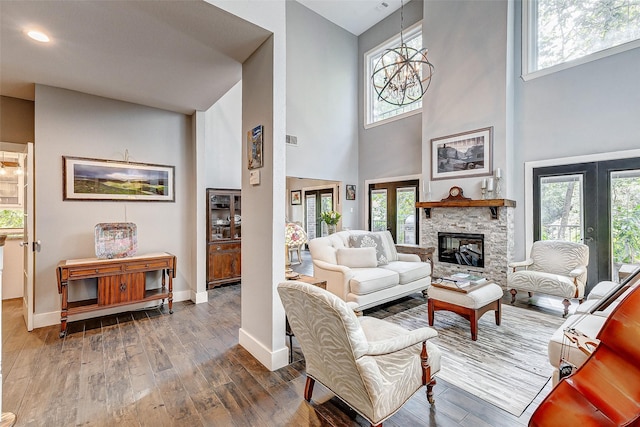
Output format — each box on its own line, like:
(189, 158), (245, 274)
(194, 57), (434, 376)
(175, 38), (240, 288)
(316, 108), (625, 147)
(431, 126), (493, 181)
(443, 186), (470, 201)
(416, 198), (516, 220)
(371, 0), (434, 106)
(94, 222), (137, 259)
(62, 156), (175, 202)
(494, 167), (503, 198)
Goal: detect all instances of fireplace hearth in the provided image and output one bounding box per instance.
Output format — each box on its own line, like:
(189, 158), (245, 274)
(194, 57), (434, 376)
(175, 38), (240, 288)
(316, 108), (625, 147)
(438, 232), (484, 267)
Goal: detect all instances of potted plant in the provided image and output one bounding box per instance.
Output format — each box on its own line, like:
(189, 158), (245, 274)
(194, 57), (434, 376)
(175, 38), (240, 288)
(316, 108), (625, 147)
(321, 210), (341, 235)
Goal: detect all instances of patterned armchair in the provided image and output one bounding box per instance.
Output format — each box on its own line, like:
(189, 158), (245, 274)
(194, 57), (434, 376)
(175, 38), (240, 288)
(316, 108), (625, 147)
(278, 280), (441, 427)
(508, 240), (589, 316)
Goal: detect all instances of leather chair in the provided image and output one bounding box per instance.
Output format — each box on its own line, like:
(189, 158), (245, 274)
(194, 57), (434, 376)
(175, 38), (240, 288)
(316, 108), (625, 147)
(508, 240), (589, 316)
(278, 280), (441, 427)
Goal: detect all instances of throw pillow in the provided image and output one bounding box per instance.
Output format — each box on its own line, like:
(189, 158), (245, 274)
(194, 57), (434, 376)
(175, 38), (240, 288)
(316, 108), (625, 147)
(348, 233), (389, 266)
(336, 247), (378, 268)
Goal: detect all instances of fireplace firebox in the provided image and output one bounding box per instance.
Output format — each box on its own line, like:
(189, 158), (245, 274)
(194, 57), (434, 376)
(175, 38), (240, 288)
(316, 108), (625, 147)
(438, 232), (484, 267)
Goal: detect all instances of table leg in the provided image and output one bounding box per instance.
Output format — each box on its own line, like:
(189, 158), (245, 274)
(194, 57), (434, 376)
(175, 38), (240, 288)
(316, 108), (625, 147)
(60, 282), (68, 338)
(168, 268), (174, 314)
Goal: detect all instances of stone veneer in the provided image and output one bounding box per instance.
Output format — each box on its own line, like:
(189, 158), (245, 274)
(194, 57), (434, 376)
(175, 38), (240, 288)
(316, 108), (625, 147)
(420, 205), (515, 288)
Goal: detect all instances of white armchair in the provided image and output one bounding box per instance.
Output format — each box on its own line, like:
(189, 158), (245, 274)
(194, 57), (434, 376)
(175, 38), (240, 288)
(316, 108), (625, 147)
(508, 240), (589, 316)
(278, 280), (441, 427)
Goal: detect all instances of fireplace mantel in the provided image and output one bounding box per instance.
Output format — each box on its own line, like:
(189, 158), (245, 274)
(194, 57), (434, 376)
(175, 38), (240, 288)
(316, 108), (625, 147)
(416, 199), (516, 220)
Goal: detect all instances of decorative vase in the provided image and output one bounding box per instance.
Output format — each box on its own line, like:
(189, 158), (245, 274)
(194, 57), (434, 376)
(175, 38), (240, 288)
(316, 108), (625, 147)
(328, 224), (337, 235)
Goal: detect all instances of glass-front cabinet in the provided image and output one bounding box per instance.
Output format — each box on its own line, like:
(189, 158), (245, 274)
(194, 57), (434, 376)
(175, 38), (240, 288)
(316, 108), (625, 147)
(207, 188), (241, 288)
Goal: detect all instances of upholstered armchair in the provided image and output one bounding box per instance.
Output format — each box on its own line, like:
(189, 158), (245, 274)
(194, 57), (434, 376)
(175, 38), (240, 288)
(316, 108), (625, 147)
(278, 281), (441, 427)
(508, 240), (589, 316)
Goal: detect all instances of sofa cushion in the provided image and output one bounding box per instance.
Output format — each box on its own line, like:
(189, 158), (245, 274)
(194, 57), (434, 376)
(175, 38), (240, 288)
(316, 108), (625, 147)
(381, 261), (430, 285)
(348, 233), (389, 266)
(548, 314), (607, 369)
(336, 247), (378, 268)
(509, 270), (584, 299)
(587, 280), (619, 301)
(349, 268), (398, 295)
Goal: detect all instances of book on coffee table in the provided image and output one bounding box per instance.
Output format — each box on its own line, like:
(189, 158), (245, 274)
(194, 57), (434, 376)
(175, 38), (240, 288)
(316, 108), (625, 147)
(434, 275), (490, 293)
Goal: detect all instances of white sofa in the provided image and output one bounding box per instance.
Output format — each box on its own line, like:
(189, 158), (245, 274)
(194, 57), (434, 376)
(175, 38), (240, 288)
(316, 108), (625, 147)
(308, 230), (432, 311)
(547, 269), (640, 385)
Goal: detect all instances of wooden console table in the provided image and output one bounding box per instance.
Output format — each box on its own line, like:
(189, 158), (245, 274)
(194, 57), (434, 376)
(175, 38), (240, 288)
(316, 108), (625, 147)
(56, 252), (176, 338)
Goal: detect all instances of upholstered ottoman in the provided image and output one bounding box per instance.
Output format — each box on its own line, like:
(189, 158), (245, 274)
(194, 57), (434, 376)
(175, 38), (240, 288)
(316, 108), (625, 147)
(428, 282), (503, 341)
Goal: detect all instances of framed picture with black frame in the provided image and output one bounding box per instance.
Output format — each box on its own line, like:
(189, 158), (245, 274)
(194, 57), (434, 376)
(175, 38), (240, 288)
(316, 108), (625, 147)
(291, 190), (302, 205)
(346, 184), (356, 200)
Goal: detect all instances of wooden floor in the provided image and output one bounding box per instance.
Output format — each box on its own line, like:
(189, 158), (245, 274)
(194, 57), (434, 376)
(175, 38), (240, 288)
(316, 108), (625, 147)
(1, 254), (564, 426)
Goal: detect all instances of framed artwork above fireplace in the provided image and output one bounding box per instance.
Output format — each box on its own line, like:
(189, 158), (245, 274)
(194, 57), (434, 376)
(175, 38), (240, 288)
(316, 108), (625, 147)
(431, 126), (493, 181)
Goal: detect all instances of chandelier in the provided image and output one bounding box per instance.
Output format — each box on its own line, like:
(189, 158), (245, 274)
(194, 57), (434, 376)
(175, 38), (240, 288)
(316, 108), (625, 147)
(371, 1), (434, 107)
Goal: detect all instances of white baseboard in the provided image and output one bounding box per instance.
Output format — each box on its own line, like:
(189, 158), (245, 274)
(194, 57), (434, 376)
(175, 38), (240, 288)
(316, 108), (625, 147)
(191, 289), (208, 304)
(33, 289), (194, 329)
(238, 327), (289, 371)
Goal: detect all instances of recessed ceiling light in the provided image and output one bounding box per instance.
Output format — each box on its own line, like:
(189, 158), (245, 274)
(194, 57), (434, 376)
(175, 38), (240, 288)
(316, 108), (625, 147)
(27, 30), (50, 43)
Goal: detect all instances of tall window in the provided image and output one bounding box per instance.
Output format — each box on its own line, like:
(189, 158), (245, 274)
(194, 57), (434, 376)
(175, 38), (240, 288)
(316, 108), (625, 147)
(364, 21), (424, 127)
(523, 0), (640, 79)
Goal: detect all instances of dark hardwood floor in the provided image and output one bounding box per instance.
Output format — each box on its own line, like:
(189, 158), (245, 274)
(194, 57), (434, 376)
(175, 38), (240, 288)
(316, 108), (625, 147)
(2, 252), (564, 426)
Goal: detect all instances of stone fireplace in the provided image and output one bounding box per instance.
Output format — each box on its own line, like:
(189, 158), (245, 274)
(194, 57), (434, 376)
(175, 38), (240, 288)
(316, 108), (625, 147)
(419, 200), (515, 287)
(438, 232), (485, 268)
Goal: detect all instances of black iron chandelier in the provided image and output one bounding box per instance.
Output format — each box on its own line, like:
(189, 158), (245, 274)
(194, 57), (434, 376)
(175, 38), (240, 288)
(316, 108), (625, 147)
(371, 1), (434, 107)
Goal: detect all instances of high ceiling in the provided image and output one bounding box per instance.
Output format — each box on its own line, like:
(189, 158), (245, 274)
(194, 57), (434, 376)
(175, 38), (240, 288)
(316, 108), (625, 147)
(0, 1), (399, 114)
(296, 0), (404, 36)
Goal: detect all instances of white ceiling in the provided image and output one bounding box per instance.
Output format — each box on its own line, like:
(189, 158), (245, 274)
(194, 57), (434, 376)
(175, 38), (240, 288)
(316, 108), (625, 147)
(0, 1), (271, 114)
(296, 0), (404, 36)
(0, 1), (397, 114)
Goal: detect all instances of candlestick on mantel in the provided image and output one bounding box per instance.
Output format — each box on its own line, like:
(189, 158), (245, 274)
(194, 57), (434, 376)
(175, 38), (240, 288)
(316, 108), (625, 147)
(481, 178), (487, 189)
(487, 178), (495, 192)
(495, 168), (502, 179)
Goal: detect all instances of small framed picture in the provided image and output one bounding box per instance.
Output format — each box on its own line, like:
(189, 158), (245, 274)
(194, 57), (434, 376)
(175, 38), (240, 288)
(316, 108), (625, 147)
(291, 190), (302, 205)
(431, 126), (493, 180)
(346, 184), (356, 200)
(247, 125), (263, 170)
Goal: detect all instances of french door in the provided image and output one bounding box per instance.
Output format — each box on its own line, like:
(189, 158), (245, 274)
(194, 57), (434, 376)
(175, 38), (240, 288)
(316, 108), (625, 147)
(304, 188), (334, 239)
(533, 158), (640, 290)
(368, 179), (419, 244)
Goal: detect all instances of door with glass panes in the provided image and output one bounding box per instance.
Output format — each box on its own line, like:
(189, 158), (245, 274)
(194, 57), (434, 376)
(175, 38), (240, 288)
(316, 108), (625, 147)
(534, 158), (640, 290)
(368, 180), (419, 244)
(304, 188), (334, 239)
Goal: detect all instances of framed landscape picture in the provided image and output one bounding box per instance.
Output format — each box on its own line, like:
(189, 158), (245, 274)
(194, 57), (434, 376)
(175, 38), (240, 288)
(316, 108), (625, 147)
(63, 156), (175, 202)
(431, 126), (493, 181)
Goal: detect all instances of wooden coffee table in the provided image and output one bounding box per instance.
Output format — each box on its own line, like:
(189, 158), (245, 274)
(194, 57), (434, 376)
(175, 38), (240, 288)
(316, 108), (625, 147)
(428, 281), (503, 341)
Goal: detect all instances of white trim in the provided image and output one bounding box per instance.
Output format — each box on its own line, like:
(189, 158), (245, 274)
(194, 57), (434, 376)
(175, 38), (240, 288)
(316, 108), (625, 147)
(524, 149), (640, 256)
(522, 0), (640, 82)
(191, 289), (208, 304)
(363, 174), (422, 230)
(33, 289), (194, 328)
(363, 108), (421, 130)
(238, 327), (289, 371)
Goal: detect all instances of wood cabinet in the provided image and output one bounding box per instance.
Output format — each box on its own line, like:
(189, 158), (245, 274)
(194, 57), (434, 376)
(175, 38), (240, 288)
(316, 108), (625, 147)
(56, 252), (176, 337)
(207, 188), (241, 288)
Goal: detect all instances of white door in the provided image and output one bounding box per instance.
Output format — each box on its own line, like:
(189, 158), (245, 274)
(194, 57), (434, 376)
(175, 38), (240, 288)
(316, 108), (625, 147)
(22, 142), (34, 331)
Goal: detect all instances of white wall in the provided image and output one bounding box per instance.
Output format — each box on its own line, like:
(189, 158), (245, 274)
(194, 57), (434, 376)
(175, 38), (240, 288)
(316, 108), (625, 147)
(33, 85), (193, 320)
(1, 239), (23, 300)
(205, 81), (242, 189)
(421, 0), (511, 203)
(286, 1), (359, 228)
(358, 0), (424, 215)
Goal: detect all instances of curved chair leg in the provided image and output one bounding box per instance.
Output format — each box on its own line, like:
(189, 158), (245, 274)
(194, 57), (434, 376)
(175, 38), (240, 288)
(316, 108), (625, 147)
(304, 376), (315, 401)
(562, 299), (571, 317)
(509, 289), (517, 304)
(426, 379), (437, 404)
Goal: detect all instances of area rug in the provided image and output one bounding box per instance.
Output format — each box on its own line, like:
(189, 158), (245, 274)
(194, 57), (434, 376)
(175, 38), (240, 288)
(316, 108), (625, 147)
(385, 303), (566, 416)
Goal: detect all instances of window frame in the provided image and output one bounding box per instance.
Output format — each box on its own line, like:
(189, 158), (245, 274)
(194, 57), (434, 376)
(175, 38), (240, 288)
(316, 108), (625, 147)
(522, 0), (640, 81)
(364, 21), (424, 128)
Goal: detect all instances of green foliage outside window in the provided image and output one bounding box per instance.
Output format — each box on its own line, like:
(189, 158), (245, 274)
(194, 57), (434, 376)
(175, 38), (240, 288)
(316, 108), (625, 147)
(0, 209), (23, 229)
